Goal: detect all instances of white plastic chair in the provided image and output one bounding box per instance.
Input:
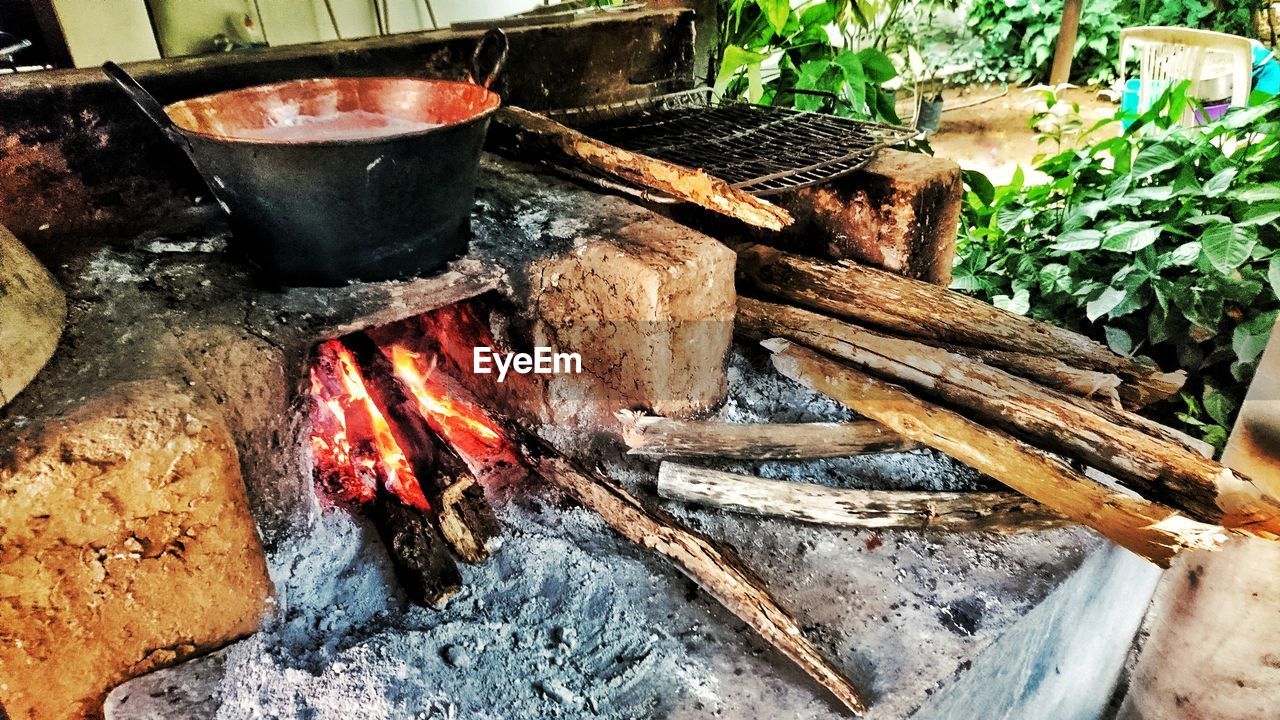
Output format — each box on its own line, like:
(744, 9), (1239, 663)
(1119, 26), (1254, 124)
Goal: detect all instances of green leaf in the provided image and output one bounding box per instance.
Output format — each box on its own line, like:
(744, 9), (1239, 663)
(1052, 228), (1103, 252)
(1242, 203), (1280, 227)
(1232, 311), (1278, 366)
(1100, 221), (1162, 253)
(1168, 242), (1201, 266)
(1125, 185), (1174, 202)
(798, 2), (837, 27)
(1222, 102), (1275, 129)
(1203, 389), (1236, 427)
(1201, 223), (1258, 274)
(993, 287), (1031, 315)
(1235, 185), (1280, 203)
(714, 45), (768, 95)
(1104, 326), (1134, 356)
(1269, 256), (1280, 298)
(1203, 166), (1238, 197)
(756, 0), (790, 35)
(856, 48), (897, 83)
(1132, 143), (1182, 178)
(1086, 286), (1127, 322)
(964, 170), (996, 206)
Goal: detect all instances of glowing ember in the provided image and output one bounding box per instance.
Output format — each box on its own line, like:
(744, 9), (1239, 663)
(308, 338), (505, 511)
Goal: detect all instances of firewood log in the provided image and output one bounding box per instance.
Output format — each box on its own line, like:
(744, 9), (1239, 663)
(739, 297), (1280, 536)
(490, 106), (794, 231)
(311, 343), (462, 607)
(504, 423), (867, 715)
(763, 338), (1228, 567)
(657, 462), (1068, 532)
(732, 242), (1184, 407)
(370, 488), (464, 608)
(925, 342), (1122, 403)
(616, 410), (918, 459)
(341, 332), (499, 564)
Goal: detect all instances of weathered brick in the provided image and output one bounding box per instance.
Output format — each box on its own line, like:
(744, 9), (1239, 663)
(0, 380), (272, 720)
(772, 149), (963, 285)
(521, 218), (737, 429)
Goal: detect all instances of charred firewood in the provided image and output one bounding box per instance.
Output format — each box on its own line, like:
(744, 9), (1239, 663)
(369, 486), (463, 607)
(341, 331), (499, 564)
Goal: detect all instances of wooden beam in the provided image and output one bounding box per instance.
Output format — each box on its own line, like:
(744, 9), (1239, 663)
(732, 242), (1184, 408)
(657, 462), (1069, 532)
(763, 338), (1228, 567)
(490, 106), (794, 231)
(738, 297), (1280, 535)
(617, 411), (918, 459)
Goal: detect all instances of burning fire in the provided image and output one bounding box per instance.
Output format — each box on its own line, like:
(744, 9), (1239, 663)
(308, 337), (503, 511)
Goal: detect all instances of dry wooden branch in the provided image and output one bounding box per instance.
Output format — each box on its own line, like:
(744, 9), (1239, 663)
(506, 425), (866, 715)
(491, 106), (794, 231)
(732, 242), (1184, 407)
(739, 297), (1280, 535)
(617, 410), (918, 459)
(657, 462), (1068, 532)
(342, 332), (499, 564)
(763, 338), (1228, 566)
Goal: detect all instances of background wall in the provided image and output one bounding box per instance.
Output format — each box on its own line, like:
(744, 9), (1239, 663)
(147, 0), (544, 60)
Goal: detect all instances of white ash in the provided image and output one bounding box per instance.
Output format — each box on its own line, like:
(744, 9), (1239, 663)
(109, 342), (1099, 719)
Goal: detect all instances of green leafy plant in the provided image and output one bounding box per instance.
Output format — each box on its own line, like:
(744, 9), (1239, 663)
(954, 86), (1280, 449)
(965, 0), (1263, 87)
(715, 0), (905, 121)
(966, 0), (1127, 86)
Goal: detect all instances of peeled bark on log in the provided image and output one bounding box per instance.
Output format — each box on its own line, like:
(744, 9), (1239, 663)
(341, 332), (499, 564)
(491, 106), (794, 231)
(507, 425), (866, 715)
(930, 343), (1122, 403)
(617, 410), (918, 459)
(739, 297), (1280, 536)
(657, 462), (1068, 532)
(763, 338), (1228, 566)
(733, 242), (1184, 407)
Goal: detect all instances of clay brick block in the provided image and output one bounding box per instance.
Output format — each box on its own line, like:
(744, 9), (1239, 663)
(0, 380), (272, 720)
(522, 218), (736, 429)
(773, 149), (963, 285)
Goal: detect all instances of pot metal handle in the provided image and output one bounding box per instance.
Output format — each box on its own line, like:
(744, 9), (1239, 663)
(469, 28), (508, 90)
(102, 61), (191, 151)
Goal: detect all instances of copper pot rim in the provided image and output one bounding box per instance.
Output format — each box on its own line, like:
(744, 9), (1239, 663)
(163, 76), (503, 147)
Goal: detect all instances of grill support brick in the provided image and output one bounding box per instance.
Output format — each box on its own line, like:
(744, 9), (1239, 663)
(770, 149), (964, 286)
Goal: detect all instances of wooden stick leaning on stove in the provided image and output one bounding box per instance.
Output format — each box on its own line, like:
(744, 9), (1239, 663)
(341, 331), (500, 565)
(738, 297), (1280, 536)
(763, 338), (1229, 567)
(657, 462), (1069, 532)
(616, 409), (919, 459)
(732, 242), (1184, 408)
(490, 106), (794, 231)
(502, 422), (867, 716)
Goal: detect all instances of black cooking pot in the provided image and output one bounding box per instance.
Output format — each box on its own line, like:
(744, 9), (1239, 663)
(103, 29), (507, 287)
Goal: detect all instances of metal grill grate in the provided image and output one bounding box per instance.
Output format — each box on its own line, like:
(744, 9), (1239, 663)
(548, 89), (918, 196)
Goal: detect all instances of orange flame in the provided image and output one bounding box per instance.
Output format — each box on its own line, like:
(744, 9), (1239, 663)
(308, 338), (505, 512)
